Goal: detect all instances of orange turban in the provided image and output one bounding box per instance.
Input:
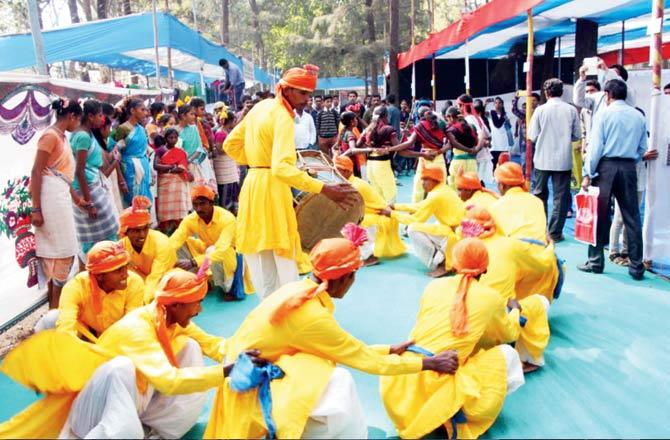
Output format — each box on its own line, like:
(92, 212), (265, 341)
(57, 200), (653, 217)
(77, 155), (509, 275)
(86, 241), (130, 314)
(455, 167), (482, 190)
(334, 155), (354, 173)
(191, 180), (216, 201)
(154, 268), (209, 367)
(269, 223), (365, 325)
(118, 196), (151, 236)
(461, 206), (496, 239)
(420, 163), (445, 183)
(450, 238), (489, 336)
(494, 162), (526, 188)
(276, 64), (319, 115)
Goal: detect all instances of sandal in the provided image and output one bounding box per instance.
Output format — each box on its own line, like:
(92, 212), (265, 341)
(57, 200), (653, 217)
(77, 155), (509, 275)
(609, 253), (622, 263)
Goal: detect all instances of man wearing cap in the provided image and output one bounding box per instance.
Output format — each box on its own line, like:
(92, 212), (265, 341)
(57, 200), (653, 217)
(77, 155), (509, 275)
(118, 196), (176, 303)
(455, 168), (499, 209)
(205, 227), (460, 439)
(169, 182), (247, 300)
(222, 64), (357, 299)
(383, 163), (466, 278)
(334, 155), (406, 265)
(380, 238), (525, 439)
(460, 207), (551, 372)
(490, 162), (562, 303)
(34, 240), (144, 339)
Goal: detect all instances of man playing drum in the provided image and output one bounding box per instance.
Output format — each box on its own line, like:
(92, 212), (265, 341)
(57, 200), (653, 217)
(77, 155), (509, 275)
(223, 64), (357, 299)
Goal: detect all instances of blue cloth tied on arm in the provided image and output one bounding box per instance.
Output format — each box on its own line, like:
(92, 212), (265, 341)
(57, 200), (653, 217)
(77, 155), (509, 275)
(229, 352), (285, 439)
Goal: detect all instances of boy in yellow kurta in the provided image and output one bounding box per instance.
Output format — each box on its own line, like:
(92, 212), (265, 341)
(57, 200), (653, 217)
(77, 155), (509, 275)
(170, 183), (248, 300)
(489, 162), (563, 303)
(386, 163), (466, 277)
(380, 238), (525, 439)
(118, 196), (177, 303)
(34, 240), (144, 340)
(334, 155), (406, 265)
(0, 269), (257, 439)
(205, 228), (459, 439)
(222, 64), (357, 299)
(460, 206), (551, 372)
(455, 168), (499, 209)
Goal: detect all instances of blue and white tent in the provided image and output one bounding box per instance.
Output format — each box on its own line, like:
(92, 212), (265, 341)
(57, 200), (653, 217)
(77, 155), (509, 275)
(0, 12), (275, 86)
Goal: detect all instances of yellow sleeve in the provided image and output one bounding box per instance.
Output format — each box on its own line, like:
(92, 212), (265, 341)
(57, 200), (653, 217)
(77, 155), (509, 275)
(55, 278), (83, 337)
(222, 117), (248, 165)
(143, 237), (177, 303)
(296, 311), (422, 375)
(209, 211), (236, 263)
(486, 295), (521, 344)
(392, 198), (435, 224)
(393, 203), (417, 213)
(182, 323), (226, 363)
(168, 215), (194, 252)
(356, 180), (388, 211)
(271, 113), (324, 194)
(117, 324), (225, 395)
(370, 344), (391, 354)
(125, 274), (146, 313)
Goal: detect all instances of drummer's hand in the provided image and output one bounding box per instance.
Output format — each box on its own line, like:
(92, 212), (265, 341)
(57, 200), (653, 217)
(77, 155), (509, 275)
(322, 183), (358, 210)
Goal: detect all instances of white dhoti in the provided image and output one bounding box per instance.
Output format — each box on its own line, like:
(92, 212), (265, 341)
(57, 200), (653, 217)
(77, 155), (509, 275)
(60, 338), (208, 439)
(34, 309), (60, 333)
(302, 368), (368, 439)
(244, 250), (299, 300)
(499, 344), (525, 396)
(359, 226), (377, 261)
(407, 226), (447, 271)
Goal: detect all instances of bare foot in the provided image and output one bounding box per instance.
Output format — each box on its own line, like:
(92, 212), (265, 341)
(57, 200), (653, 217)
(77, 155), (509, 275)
(522, 362), (540, 374)
(428, 267), (454, 278)
(363, 256), (380, 267)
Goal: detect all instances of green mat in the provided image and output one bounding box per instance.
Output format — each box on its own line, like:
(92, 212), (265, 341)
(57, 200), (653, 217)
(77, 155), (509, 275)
(1, 175), (669, 438)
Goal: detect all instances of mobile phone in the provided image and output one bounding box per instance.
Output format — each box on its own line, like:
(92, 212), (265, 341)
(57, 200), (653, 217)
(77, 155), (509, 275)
(584, 57), (599, 80)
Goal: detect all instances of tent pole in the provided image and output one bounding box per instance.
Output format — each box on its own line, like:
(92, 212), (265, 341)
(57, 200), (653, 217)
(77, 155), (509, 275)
(557, 37), (561, 80)
(485, 59), (489, 97)
(163, 1), (173, 88)
(620, 20), (626, 65)
(152, 0), (161, 89)
(465, 37), (471, 95)
(27, 0), (48, 75)
(525, 9), (534, 181)
(432, 53), (436, 108)
(411, 61), (416, 101)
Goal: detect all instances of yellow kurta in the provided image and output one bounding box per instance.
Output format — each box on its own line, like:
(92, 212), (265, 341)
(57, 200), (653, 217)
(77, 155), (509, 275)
(121, 229), (177, 303)
(393, 182), (465, 269)
(349, 175), (406, 258)
(489, 187), (547, 243)
(205, 278), (423, 439)
(464, 190), (498, 210)
(56, 271), (144, 338)
(223, 98), (324, 261)
(380, 276), (519, 439)
(169, 206), (238, 281)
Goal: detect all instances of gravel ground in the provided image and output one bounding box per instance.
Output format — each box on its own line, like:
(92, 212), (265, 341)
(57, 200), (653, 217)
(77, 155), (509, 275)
(0, 304), (47, 358)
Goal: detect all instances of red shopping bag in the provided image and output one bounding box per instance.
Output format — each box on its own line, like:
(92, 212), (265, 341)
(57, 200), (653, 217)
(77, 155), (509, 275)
(575, 189), (599, 245)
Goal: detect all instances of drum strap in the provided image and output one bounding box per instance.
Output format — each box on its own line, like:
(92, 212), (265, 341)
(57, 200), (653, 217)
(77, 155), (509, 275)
(249, 166), (270, 169)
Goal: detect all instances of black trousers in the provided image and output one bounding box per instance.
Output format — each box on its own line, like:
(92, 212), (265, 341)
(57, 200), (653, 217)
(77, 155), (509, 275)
(532, 169), (572, 239)
(588, 158), (644, 276)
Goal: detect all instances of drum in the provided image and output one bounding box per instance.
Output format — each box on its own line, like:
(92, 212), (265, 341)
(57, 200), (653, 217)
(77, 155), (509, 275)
(294, 151), (365, 250)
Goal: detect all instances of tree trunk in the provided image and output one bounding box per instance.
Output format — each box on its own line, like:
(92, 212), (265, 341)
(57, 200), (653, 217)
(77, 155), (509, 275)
(389, 0), (400, 99)
(68, 0), (80, 23)
(365, 0), (379, 94)
(97, 0), (108, 19)
(221, 0), (230, 45)
(248, 0), (265, 67)
(79, 0), (93, 21)
(122, 0), (131, 15)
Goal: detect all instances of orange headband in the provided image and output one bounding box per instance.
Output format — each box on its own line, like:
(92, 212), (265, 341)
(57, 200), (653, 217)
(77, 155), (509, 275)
(334, 155), (354, 173)
(420, 163), (445, 183)
(86, 241), (130, 314)
(118, 196), (152, 236)
(450, 238), (489, 336)
(190, 180), (216, 202)
(494, 162), (526, 189)
(461, 205), (496, 239)
(276, 64), (319, 115)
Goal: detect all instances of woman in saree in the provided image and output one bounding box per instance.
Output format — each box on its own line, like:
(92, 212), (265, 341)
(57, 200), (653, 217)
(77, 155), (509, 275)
(177, 104), (217, 190)
(115, 98), (152, 207)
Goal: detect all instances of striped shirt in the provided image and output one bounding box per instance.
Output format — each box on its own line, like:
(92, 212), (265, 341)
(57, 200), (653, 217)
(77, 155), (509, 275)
(316, 109), (339, 138)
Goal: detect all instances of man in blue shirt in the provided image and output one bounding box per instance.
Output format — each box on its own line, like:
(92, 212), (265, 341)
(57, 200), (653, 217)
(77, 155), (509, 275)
(579, 79), (658, 280)
(219, 58), (245, 111)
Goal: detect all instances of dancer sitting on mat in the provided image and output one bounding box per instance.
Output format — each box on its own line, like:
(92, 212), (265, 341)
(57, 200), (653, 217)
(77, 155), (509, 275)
(454, 167), (499, 209)
(204, 226), (459, 439)
(380, 238), (525, 439)
(383, 163), (465, 278)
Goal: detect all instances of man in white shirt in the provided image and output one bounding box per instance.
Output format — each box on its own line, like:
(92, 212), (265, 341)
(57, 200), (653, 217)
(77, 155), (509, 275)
(295, 107), (317, 150)
(529, 78), (581, 242)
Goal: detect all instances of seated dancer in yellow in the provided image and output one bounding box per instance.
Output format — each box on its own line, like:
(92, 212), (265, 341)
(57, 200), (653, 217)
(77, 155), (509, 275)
(380, 238), (525, 439)
(489, 162), (563, 303)
(455, 167), (499, 209)
(34, 240), (143, 340)
(222, 64), (357, 299)
(205, 226), (459, 439)
(170, 182), (249, 301)
(118, 196), (177, 303)
(460, 206), (551, 372)
(334, 155), (406, 265)
(0, 269), (261, 439)
(385, 163), (466, 278)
